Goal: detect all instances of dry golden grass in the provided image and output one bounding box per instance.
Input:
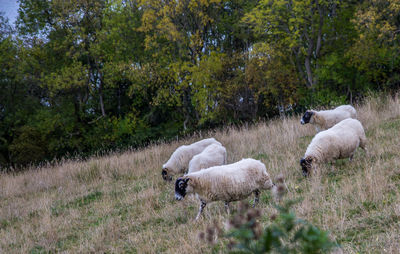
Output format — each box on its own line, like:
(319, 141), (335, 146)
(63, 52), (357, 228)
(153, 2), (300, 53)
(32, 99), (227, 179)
(1, 94), (400, 253)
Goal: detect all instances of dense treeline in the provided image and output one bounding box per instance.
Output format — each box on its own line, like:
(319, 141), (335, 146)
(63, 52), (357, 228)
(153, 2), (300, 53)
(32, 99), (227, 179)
(1, 0), (399, 167)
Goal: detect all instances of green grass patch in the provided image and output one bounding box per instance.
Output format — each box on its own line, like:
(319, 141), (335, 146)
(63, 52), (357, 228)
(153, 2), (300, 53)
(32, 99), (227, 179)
(252, 152), (269, 162)
(348, 206), (362, 218)
(132, 181), (148, 193)
(390, 171), (400, 182)
(51, 191), (103, 216)
(260, 192), (273, 204)
(69, 191), (103, 208)
(56, 234), (79, 251)
(362, 200), (377, 212)
(379, 118), (400, 130)
(114, 203), (135, 221)
(29, 245), (47, 254)
(326, 170), (343, 183)
(339, 213), (397, 244)
(0, 217), (19, 230)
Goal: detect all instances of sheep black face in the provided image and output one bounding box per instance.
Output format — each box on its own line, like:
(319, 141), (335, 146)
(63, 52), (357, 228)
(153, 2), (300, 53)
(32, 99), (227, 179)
(300, 157), (313, 177)
(175, 178), (190, 201)
(162, 168), (172, 181)
(301, 111), (314, 125)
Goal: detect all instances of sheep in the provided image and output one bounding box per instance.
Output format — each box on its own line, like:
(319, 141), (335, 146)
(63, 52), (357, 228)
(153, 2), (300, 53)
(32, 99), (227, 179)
(300, 118), (367, 177)
(162, 138), (222, 181)
(187, 144), (227, 174)
(174, 158), (275, 220)
(300, 105), (357, 132)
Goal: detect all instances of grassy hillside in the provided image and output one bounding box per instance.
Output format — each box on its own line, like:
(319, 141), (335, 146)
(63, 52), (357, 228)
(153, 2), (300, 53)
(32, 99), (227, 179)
(1, 94), (400, 253)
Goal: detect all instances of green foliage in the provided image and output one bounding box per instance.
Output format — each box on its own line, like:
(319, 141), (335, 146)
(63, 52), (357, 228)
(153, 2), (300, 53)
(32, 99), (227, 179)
(8, 126), (47, 166)
(224, 200), (337, 254)
(1, 1), (400, 168)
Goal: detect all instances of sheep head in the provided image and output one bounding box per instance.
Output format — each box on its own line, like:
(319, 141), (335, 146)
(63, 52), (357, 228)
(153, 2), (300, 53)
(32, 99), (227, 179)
(161, 167), (173, 182)
(300, 156), (314, 177)
(300, 111), (314, 125)
(175, 177), (192, 200)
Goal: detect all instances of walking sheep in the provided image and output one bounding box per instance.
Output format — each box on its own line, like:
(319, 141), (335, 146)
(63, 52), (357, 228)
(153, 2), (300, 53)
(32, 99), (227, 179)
(162, 138), (222, 181)
(300, 118), (367, 177)
(188, 144), (227, 174)
(300, 105), (357, 132)
(175, 158), (275, 220)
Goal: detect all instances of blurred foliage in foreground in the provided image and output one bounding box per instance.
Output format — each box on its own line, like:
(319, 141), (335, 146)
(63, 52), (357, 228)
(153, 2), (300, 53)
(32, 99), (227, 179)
(201, 196), (337, 253)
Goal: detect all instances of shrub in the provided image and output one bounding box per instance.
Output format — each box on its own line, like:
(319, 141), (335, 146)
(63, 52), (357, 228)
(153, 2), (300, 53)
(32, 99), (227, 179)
(201, 199), (338, 254)
(9, 126), (47, 166)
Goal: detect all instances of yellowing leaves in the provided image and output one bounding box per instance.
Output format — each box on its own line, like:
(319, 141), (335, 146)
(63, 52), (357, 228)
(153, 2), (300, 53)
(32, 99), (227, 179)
(139, 9), (157, 32)
(43, 62), (89, 96)
(353, 0), (400, 42)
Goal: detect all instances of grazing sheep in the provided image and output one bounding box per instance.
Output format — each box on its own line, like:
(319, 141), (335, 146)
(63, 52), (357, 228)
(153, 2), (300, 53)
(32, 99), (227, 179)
(162, 138), (222, 181)
(300, 118), (367, 177)
(187, 144), (227, 174)
(300, 105), (357, 132)
(175, 158), (275, 220)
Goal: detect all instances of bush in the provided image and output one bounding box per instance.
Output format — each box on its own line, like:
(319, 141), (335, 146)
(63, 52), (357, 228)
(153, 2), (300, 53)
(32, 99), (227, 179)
(9, 126), (48, 166)
(201, 199), (338, 254)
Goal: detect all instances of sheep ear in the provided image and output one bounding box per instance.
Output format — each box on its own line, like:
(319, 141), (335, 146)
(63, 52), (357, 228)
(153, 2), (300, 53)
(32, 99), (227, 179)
(185, 177), (195, 187)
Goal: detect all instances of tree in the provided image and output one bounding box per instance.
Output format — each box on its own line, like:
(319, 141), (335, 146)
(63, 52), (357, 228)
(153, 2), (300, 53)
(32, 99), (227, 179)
(349, 0), (400, 90)
(0, 13), (46, 166)
(18, 0), (108, 119)
(243, 0), (343, 88)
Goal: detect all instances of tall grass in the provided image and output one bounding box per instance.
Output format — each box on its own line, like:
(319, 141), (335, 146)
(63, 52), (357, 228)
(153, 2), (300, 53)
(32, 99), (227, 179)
(1, 94), (399, 253)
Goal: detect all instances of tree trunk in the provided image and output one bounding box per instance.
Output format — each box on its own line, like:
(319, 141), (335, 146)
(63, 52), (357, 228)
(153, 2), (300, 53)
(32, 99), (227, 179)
(99, 80), (106, 117)
(117, 85), (121, 116)
(305, 45), (314, 87)
(95, 64), (106, 117)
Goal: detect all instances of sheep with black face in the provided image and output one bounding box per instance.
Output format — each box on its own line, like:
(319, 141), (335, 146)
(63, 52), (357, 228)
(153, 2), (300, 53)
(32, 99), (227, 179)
(300, 118), (367, 177)
(301, 105), (357, 132)
(161, 138), (222, 181)
(175, 158), (276, 220)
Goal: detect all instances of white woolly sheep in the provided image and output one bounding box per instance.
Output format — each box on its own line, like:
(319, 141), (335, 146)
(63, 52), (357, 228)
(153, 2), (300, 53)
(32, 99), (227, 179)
(187, 144), (227, 174)
(162, 138), (222, 181)
(300, 118), (367, 177)
(174, 158), (275, 220)
(300, 105), (357, 132)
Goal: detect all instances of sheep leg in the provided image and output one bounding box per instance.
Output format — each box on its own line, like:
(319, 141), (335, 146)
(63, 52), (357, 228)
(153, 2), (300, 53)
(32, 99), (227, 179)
(253, 190), (260, 208)
(349, 154), (354, 161)
(224, 202), (230, 215)
(195, 200), (206, 220)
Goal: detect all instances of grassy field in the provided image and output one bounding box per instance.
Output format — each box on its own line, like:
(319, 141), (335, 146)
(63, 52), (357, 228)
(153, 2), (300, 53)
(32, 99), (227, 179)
(1, 94), (400, 253)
